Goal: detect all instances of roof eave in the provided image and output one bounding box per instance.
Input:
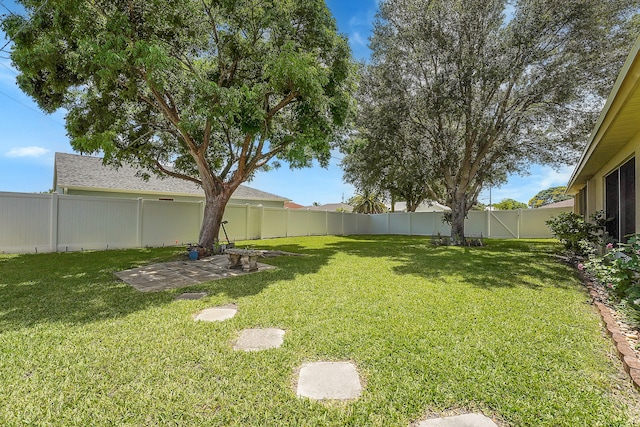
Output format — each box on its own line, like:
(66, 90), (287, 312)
(58, 185), (204, 198)
(57, 184), (289, 201)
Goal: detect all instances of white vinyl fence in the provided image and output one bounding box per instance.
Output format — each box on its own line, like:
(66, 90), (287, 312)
(366, 208), (571, 239)
(0, 191), (571, 253)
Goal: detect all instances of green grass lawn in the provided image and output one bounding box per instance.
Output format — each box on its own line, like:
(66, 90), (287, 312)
(1, 236), (638, 426)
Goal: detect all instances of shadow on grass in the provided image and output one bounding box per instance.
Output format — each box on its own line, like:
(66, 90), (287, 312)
(0, 244), (334, 332)
(180, 243), (337, 300)
(0, 249), (176, 331)
(0, 236), (571, 332)
(324, 235), (574, 290)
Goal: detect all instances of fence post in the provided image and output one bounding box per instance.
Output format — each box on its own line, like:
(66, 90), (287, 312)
(326, 210), (329, 235)
(50, 193), (59, 252)
(409, 211), (412, 236)
(245, 204), (250, 240)
(341, 211), (344, 235)
(432, 212), (436, 236)
(307, 209), (311, 236)
(137, 198), (144, 247)
(259, 205), (264, 240)
(196, 200), (204, 243)
(517, 209), (521, 239)
(356, 213), (359, 234)
(286, 207), (290, 237)
(486, 209), (491, 238)
(387, 212), (390, 234)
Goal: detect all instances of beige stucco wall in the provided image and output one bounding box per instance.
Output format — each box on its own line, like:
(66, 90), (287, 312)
(578, 130), (640, 231)
(63, 189), (285, 208)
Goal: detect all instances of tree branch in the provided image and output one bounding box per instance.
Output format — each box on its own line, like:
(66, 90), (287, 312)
(154, 160), (202, 185)
(267, 91), (298, 120)
(201, 118), (212, 155)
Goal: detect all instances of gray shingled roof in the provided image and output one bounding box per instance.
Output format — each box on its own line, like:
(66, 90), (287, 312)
(538, 198), (574, 209)
(305, 203), (354, 212)
(54, 152), (289, 202)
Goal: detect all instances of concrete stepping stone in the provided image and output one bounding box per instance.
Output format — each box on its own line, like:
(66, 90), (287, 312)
(233, 328), (285, 351)
(296, 362), (362, 400)
(175, 292), (208, 300)
(416, 414), (498, 427)
(194, 306), (237, 322)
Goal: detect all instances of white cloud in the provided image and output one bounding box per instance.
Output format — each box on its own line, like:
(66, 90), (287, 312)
(5, 146), (50, 158)
(533, 165), (574, 191)
(478, 164), (576, 205)
(351, 31), (367, 47)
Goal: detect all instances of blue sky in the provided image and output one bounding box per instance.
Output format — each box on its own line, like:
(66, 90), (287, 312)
(0, 0), (573, 206)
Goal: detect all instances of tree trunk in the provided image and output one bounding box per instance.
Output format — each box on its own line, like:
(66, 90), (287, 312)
(199, 189), (233, 248)
(450, 192), (467, 245)
(407, 198), (417, 212)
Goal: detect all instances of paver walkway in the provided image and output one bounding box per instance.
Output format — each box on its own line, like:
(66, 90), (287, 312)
(416, 414), (498, 427)
(115, 255), (276, 292)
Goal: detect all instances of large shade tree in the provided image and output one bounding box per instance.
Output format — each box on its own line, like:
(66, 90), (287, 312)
(345, 0), (638, 244)
(2, 0), (355, 247)
(341, 66), (443, 212)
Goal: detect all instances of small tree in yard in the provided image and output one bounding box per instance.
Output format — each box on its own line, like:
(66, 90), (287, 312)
(2, 0), (355, 248)
(344, 0), (639, 245)
(348, 191), (388, 214)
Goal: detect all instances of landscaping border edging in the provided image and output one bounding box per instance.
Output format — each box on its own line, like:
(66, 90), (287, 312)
(582, 276), (640, 390)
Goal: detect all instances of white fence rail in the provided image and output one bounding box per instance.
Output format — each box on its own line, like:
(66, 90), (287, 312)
(366, 208), (571, 239)
(0, 191), (571, 253)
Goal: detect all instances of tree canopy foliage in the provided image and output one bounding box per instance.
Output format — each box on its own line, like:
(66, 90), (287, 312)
(528, 186), (572, 208)
(2, 0), (355, 247)
(341, 66), (442, 212)
(341, 0), (638, 243)
(494, 198), (528, 210)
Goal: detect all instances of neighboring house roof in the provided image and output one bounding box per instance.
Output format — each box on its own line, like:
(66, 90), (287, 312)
(538, 199), (574, 209)
(389, 201), (451, 212)
(567, 35), (640, 194)
(305, 203), (353, 212)
(284, 201), (304, 209)
(54, 152), (289, 202)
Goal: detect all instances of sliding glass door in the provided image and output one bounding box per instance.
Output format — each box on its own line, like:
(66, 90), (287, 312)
(605, 158), (635, 242)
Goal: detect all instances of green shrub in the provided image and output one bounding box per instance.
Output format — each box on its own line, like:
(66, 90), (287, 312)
(584, 236), (640, 306)
(546, 211), (603, 255)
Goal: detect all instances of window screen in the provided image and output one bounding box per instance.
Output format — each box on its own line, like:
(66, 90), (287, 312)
(606, 169), (620, 241)
(620, 158), (635, 240)
(605, 158), (636, 242)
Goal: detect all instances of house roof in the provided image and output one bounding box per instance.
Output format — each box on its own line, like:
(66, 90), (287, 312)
(537, 199), (574, 209)
(284, 201), (304, 209)
(567, 35), (640, 194)
(54, 152), (289, 202)
(305, 203), (353, 212)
